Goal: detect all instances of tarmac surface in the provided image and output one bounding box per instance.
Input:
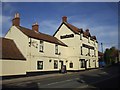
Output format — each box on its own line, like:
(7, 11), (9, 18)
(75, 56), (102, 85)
(1, 64), (120, 89)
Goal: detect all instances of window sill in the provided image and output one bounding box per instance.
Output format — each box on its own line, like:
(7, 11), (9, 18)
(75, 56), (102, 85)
(37, 68), (43, 70)
(55, 53), (60, 55)
(39, 51), (44, 53)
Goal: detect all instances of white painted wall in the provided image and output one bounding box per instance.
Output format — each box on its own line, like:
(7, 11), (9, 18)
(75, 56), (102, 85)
(0, 60), (26, 76)
(54, 23), (99, 70)
(5, 26), (28, 58)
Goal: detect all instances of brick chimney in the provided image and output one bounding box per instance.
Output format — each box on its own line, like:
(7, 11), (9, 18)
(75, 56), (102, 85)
(86, 29), (89, 32)
(62, 16), (67, 22)
(12, 13), (20, 26)
(32, 22), (39, 32)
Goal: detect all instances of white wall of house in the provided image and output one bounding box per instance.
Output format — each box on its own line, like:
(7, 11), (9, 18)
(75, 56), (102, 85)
(3, 21), (99, 75)
(0, 60), (26, 76)
(26, 37), (68, 72)
(5, 26), (28, 58)
(5, 26), (68, 72)
(54, 23), (99, 70)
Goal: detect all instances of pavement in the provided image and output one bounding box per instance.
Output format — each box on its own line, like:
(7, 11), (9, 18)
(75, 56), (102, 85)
(1, 65), (120, 89)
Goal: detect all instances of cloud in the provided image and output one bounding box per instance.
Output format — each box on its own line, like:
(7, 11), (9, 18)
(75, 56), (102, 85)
(40, 20), (60, 35)
(0, 15), (12, 37)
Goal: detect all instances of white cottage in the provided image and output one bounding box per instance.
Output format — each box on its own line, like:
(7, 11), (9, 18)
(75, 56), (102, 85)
(0, 13), (99, 77)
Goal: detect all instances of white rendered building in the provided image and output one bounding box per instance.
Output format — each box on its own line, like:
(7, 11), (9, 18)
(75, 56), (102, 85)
(0, 13), (99, 76)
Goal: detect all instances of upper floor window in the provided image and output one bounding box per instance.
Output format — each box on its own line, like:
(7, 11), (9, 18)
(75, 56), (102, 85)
(94, 41), (95, 45)
(39, 40), (44, 52)
(88, 48), (90, 56)
(55, 44), (58, 54)
(88, 37), (90, 43)
(81, 46), (83, 55)
(29, 38), (31, 47)
(80, 33), (82, 40)
(94, 50), (96, 57)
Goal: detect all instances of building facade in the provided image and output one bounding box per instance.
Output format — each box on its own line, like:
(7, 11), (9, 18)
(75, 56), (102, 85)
(0, 13), (99, 76)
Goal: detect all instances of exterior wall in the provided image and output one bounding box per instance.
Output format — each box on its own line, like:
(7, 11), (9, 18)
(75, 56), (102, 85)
(54, 24), (99, 70)
(3, 22), (99, 76)
(4, 26), (68, 73)
(0, 59), (26, 76)
(26, 38), (67, 72)
(5, 26), (28, 58)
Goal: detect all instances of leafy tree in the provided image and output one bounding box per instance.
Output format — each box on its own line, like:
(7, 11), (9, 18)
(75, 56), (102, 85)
(104, 47), (119, 65)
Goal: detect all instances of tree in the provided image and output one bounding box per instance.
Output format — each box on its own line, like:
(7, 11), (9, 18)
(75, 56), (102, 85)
(104, 47), (119, 65)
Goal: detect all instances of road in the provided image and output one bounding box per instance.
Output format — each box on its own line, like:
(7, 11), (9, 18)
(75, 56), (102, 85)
(2, 64), (120, 89)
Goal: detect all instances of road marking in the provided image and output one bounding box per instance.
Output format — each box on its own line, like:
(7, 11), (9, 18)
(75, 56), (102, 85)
(47, 78), (79, 86)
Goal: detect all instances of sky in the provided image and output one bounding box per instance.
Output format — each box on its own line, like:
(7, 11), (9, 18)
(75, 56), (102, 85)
(1, 2), (119, 52)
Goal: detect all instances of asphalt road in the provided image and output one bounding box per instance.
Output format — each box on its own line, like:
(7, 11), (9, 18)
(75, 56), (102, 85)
(2, 64), (120, 89)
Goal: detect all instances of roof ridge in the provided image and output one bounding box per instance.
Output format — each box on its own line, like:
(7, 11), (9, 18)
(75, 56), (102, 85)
(15, 26), (68, 47)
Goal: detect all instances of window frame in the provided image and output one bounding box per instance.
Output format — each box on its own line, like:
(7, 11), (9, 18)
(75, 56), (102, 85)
(81, 59), (85, 68)
(88, 37), (90, 43)
(54, 60), (58, 69)
(89, 59), (91, 67)
(69, 62), (73, 68)
(94, 50), (96, 57)
(81, 46), (83, 55)
(37, 61), (43, 70)
(55, 44), (58, 54)
(39, 40), (44, 52)
(88, 48), (90, 56)
(80, 33), (82, 40)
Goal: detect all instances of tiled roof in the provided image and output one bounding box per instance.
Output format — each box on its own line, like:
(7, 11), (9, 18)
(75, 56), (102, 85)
(64, 22), (83, 34)
(54, 22), (97, 41)
(0, 38), (26, 60)
(16, 26), (68, 47)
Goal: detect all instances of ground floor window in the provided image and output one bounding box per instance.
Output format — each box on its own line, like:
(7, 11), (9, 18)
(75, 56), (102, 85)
(70, 62), (73, 68)
(89, 59), (91, 67)
(80, 59), (85, 68)
(54, 60), (58, 69)
(37, 61), (43, 69)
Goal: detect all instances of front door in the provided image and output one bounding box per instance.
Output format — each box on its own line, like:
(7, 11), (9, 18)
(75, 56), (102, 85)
(60, 61), (63, 69)
(85, 60), (87, 70)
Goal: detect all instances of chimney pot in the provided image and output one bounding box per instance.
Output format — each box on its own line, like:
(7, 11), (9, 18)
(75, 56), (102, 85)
(12, 13), (20, 26)
(62, 16), (67, 22)
(32, 22), (39, 32)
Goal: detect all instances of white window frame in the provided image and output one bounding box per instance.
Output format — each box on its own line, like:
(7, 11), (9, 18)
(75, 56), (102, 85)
(55, 44), (58, 54)
(39, 40), (44, 52)
(80, 33), (82, 40)
(54, 60), (58, 69)
(37, 61), (43, 69)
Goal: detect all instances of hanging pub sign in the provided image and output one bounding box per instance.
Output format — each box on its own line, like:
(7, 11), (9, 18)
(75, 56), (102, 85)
(60, 34), (74, 39)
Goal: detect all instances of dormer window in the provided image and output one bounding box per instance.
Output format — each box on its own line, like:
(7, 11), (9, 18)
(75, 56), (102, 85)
(39, 40), (44, 52)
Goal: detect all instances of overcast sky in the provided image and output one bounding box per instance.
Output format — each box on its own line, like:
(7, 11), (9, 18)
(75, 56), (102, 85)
(1, 2), (119, 52)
